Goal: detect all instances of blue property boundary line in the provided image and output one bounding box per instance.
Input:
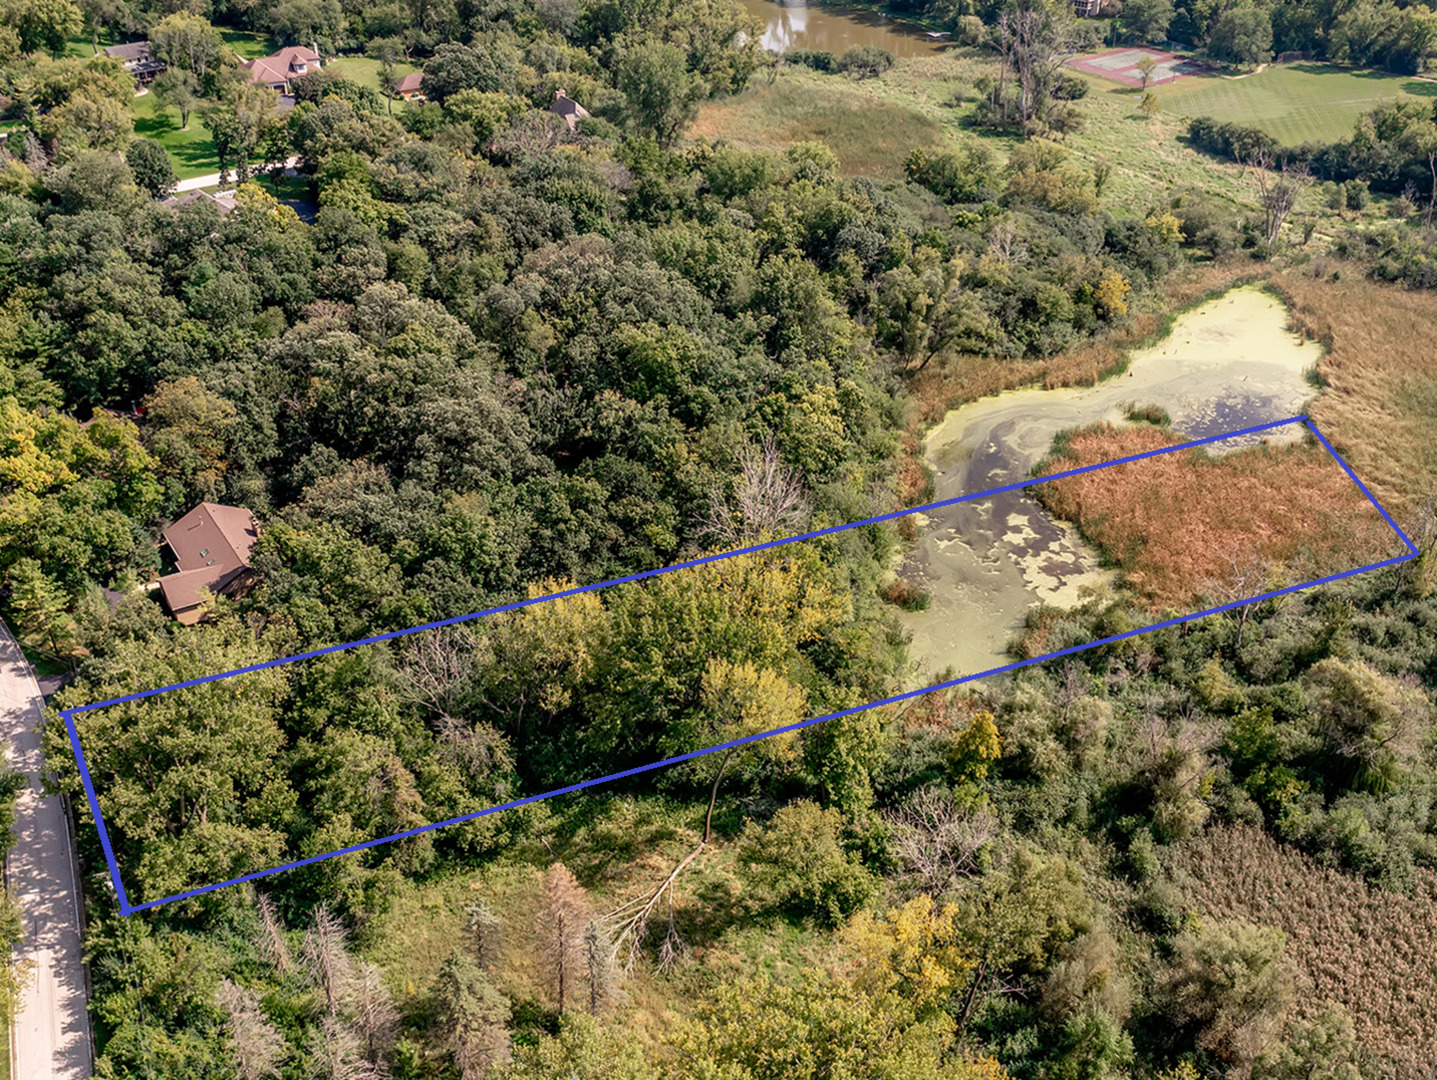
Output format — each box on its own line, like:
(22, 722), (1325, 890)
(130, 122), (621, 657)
(55, 415), (1419, 914)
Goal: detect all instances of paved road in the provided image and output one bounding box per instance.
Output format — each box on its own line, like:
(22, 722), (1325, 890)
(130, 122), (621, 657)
(0, 623), (91, 1079)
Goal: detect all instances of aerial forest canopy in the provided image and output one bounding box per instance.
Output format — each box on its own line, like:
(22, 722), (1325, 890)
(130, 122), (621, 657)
(2, 0), (1437, 1075)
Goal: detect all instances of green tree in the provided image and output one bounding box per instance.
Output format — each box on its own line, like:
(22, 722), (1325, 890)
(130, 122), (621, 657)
(125, 138), (176, 197)
(738, 800), (876, 925)
(435, 949), (512, 1080)
(617, 40), (706, 148)
(496, 1013), (654, 1080)
(150, 12), (221, 78)
(45, 622), (296, 903)
(11, 0), (84, 58)
(151, 69), (201, 131)
(1208, 4), (1273, 66)
(141, 377), (238, 501)
(5, 557), (76, 658)
(1124, 0), (1174, 42)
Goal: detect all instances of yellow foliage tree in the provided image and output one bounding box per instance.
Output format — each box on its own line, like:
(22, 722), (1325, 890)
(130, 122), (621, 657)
(843, 894), (976, 1016)
(1094, 271), (1131, 319)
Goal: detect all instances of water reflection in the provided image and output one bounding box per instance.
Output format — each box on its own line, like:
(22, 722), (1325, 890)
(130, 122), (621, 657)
(740, 0), (951, 59)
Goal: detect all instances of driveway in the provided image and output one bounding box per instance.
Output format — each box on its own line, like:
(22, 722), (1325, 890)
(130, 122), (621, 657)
(172, 157), (302, 193)
(0, 623), (91, 1079)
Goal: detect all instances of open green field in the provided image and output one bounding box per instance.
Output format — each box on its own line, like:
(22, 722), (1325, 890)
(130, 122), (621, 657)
(326, 55), (420, 93)
(689, 67), (948, 180)
(690, 54), (1254, 212)
(130, 91), (219, 179)
(1153, 62), (1437, 145)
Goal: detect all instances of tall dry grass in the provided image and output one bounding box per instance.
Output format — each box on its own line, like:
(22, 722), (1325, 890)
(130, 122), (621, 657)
(1166, 825), (1437, 1079)
(1034, 426), (1398, 608)
(1271, 268), (1437, 523)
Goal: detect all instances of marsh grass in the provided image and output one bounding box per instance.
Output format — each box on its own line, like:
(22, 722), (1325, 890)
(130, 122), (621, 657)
(1168, 825), (1437, 1075)
(1273, 268), (1437, 521)
(1032, 424), (1398, 608)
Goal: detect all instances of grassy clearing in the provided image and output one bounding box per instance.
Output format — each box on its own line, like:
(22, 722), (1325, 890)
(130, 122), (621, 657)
(326, 55), (420, 93)
(1275, 267), (1437, 519)
(1033, 424), (1398, 608)
(693, 54), (1252, 208)
(690, 66), (949, 180)
(130, 91), (219, 179)
(1154, 62), (1437, 146)
(219, 29), (272, 61)
(360, 794), (840, 1048)
(1064, 73), (1255, 212)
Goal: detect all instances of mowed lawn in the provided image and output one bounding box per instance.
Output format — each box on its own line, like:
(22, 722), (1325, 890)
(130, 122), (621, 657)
(325, 55), (420, 92)
(1156, 63), (1437, 145)
(131, 90), (220, 179)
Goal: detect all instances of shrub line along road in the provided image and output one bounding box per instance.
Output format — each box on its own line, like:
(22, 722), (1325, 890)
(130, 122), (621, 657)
(0, 622), (91, 1079)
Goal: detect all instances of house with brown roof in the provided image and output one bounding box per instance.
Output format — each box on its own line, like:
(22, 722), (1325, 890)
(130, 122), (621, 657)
(160, 190), (238, 216)
(157, 503), (261, 624)
(549, 89), (591, 132)
(242, 45), (322, 94)
(104, 40), (167, 86)
(395, 72), (425, 101)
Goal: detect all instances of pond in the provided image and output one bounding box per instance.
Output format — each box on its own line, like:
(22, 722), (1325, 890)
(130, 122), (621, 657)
(739, 0), (952, 59)
(899, 286), (1323, 680)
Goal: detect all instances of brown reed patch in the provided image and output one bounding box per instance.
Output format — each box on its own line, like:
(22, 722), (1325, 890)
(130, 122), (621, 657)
(1270, 268), (1437, 523)
(1167, 825), (1437, 1078)
(1034, 425), (1398, 609)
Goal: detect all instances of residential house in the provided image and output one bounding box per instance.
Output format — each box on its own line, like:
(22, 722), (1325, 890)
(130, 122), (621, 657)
(157, 502), (261, 624)
(395, 72), (425, 101)
(1073, 0), (1102, 15)
(160, 190), (238, 216)
(549, 89), (591, 132)
(104, 40), (167, 86)
(242, 45), (322, 94)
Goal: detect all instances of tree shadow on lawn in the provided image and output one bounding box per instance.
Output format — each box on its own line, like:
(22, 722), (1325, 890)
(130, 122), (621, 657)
(132, 112), (218, 175)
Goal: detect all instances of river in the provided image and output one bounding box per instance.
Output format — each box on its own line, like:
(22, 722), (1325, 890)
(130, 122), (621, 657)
(899, 286), (1324, 680)
(739, 0), (952, 58)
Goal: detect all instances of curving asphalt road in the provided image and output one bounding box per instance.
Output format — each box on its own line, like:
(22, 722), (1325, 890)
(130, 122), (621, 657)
(0, 622), (91, 1079)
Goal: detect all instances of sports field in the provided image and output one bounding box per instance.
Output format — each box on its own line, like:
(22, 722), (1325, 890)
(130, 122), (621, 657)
(1157, 62), (1437, 145)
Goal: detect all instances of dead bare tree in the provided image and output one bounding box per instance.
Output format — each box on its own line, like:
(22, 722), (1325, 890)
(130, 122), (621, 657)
(697, 438), (809, 546)
(344, 962), (399, 1071)
(992, 0), (1080, 130)
(1243, 147), (1313, 249)
(215, 979), (287, 1080)
(394, 624), (481, 721)
(882, 787), (998, 897)
(1204, 548), (1282, 648)
(254, 892), (293, 976)
(464, 900), (504, 971)
(604, 845), (701, 976)
(585, 919), (621, 1015)
(302, 906), (353, 1019)
(535, 863), (593, 1013)
(305, 1014), (383, 1080)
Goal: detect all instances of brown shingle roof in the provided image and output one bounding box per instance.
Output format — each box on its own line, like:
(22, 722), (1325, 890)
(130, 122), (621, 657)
(396, 72), (424, 94)
(158, 503), (260, 615)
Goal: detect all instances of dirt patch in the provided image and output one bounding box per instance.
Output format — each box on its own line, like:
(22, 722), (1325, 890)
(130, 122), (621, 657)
(1034, 424), (1401, 608)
